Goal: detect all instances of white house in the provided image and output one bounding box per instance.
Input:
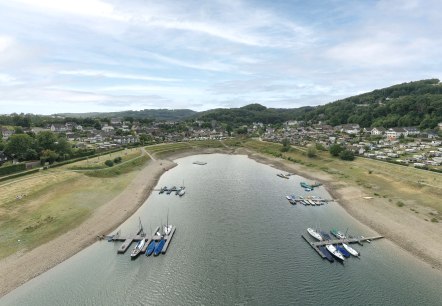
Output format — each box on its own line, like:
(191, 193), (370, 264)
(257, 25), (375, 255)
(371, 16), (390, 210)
(386, 127), (406, 140)
(371, 127), (385, 136)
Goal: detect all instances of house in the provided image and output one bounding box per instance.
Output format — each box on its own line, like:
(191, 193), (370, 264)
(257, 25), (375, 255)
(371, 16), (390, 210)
(438, 122), (442, 130)
(403, 127), (419, 136)
(110, 118), (122, 125)
(102, 125), (115, 132)
(1, 127), (14, 140)
(371, 127), (386, 136)
(50, 124), (68, 133)
(0, 151), (7, 165)
(339, 124), (360, 134)
(386, 127), (406, 140)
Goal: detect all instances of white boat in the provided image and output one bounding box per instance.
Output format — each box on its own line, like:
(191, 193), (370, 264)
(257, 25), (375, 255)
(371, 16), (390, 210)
(307, 228), (323, 241)
(130, 238), (146, 258)
(326, 244), (345, 261)
(178, 188), (186, 197)
(163, 224), (172, 235)
(342, 243), (360, 257)
(361, 236), (371, 243)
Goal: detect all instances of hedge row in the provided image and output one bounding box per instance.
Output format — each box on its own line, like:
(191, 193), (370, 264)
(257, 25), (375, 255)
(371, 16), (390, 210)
(48, 148), (125, 169)
(0, 163), (26, 176)
(0, 168), (40, 182)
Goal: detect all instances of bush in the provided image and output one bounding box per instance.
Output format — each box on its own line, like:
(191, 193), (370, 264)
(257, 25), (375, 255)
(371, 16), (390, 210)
(339, 149), (355, 161)
(105, 160), (114, 167)
(307, 146), (317, 158)
(396, 201), (405, 207)
(329, 144), (344, 157)
(431, 218), (439, 223)
(113, 156), (122, 164)
(0, 163), (26, 176)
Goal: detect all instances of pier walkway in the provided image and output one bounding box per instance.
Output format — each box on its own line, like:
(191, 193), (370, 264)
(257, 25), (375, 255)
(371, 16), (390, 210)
(302, 234), (384, 259)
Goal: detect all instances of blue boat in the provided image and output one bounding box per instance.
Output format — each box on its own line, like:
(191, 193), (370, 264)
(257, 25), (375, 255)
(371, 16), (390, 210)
(319, 246), (334, 262)
(336, 245), (351, 258)
(154, 239), (165, 256)
(320, 231), (332, 241)
(145, 240), (156, 256)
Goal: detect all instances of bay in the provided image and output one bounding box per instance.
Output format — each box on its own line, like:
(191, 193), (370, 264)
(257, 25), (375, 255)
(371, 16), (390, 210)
(1, 154), (441, 305)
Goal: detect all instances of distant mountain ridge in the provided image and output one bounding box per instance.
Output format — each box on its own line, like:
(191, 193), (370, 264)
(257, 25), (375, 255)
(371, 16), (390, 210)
(57, 109), (197, 121)
(56, 79), (442, 129)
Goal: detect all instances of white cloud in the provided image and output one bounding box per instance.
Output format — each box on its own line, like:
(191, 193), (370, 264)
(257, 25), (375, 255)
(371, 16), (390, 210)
(58, 69), (179, 82)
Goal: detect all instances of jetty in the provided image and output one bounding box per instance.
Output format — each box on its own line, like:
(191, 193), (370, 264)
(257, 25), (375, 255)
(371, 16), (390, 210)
(302, 234), (384, 259)
(108, 225), (176, 256)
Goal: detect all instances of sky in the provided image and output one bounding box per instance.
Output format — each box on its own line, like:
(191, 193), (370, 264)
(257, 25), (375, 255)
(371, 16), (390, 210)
(0, 0), (441, 115)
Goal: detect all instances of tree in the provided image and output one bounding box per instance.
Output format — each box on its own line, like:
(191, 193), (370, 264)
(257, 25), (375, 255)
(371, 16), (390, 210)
(40, 149), (59, 164)
(307, 146), (317, 158)
(281, 138), (291, 152)
(339, 149), (355, 161)
(105, 160), (114, 167)
(55, 137), (72, 157)
(37, 131), (57, 151)
(4, 134), (35, 160)
(329, 144), (344, 157)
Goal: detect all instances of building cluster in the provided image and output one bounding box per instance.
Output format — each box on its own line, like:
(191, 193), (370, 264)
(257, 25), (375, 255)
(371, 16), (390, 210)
(260, 121), (442, 169)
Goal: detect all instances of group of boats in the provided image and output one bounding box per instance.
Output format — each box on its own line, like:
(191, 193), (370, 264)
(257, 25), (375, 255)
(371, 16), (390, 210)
(130, 223), (174, 259)
(159, 186), (186, 196)
(276, 173), (291, 179)
(286, 195), (327, 205)
(307, 227), (360, 263)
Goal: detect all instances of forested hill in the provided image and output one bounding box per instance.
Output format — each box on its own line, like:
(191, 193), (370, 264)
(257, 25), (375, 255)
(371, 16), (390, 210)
(196, 104), (310, 126)
(57, 109), (197, 121)
(295, 79), (442, 128)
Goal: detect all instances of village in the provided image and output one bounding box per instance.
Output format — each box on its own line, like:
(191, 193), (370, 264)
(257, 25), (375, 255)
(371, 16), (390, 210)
(1, 117), (442, 172)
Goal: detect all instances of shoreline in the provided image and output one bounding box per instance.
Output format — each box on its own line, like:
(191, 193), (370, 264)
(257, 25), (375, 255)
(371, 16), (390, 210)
(1, 147), (441, 297)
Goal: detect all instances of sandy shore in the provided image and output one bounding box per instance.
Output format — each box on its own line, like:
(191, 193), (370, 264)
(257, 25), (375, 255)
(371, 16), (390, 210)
(1, 146), (441, 297)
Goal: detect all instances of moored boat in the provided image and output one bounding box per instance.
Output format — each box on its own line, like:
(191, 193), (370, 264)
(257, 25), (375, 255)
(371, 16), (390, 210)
(330, 228), (346, 239)
(178, 188), (186, 196)
(325, 244), (345, 261)
(320, 231), (332, 241)
(307, 228), (323, 241)
(154, 239), (166, 256)
(342, 243), (360, 257)
(336, 245), (351, 258)
(319, 246), (334, 262)
(130, 238), (146, 259)
(145, 240), (156, 256)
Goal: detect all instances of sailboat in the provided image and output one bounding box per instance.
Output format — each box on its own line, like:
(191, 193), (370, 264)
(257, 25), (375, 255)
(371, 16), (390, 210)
(164, 210), (172, 235)
(130, 238), (145, 259)
(145, 240), (156, 256)
(307, 228), (323, 241)
(325, 244), (345, 262)
(342, 243), (360, 257)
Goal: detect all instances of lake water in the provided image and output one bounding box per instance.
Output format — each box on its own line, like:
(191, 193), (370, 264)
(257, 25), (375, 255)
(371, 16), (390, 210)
(1, 154), (441, 305)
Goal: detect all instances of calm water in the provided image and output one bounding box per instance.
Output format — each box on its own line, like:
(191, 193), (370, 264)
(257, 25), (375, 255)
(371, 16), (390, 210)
(1, 154), (441, 305)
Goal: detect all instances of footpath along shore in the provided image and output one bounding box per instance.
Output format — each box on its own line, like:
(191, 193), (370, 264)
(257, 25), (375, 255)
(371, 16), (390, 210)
(1, 147), (441, 297)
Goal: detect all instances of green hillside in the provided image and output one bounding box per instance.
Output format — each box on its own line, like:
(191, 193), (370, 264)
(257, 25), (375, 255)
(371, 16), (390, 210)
(297, 79), (442, 128)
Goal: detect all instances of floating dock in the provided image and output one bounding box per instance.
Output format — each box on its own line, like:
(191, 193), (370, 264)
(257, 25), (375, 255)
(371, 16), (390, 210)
(302, 234), (383, 260)
(109, 225), (176, 257)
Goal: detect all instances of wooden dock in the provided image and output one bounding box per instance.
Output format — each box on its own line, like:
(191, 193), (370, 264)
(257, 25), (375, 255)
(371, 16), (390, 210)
(302, 234), (384, 260)
(110, 225), (176, 257)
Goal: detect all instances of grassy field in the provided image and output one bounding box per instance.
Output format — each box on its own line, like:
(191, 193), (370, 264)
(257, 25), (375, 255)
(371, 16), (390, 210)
(145, 140), (225, 158)
(242, 139), (442, 218)
(0, 148), (148, 259)
(68, 148), (142, 170)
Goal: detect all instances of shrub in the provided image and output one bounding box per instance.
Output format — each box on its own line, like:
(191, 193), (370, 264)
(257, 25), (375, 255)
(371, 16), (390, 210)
(105, 160), (114, 167)
(0, 163), (26, 176)
(339, 149), (355, 161)
(329, 144), (343, 157)
(396, 201), (405, 207)
(307, 146), (317, 158)
(113, 156), (122, 164)
(431, 218), (439, 223)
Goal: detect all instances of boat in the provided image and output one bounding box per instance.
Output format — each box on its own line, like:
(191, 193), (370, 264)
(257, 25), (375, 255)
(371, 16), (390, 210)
(178, 188), (186, 197)
(286, 195), (296, 204)
(330, 228), (346, 239)
(342, 243), (360, 257)
(277, 173), (289, 179)
(154, 239), (166, 256)
(193, 161), (207, 165)
(307, 228), (323, 241)
(300, 182), (312, 189)
(320, 231), (332, 241)
(164, 224), (172, 235)
(325, 244), (345, 261)
(145, 240), (156, 256)
(159, 186), (167, 194)
(130, 238), (146, 259)
(318, 246), (334, 262)
(166, 187), (176, 195)
(336, 245), (351, 258)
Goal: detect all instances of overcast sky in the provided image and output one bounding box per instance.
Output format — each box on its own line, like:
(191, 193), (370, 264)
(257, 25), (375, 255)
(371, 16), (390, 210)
(0, 0), (441, 115)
